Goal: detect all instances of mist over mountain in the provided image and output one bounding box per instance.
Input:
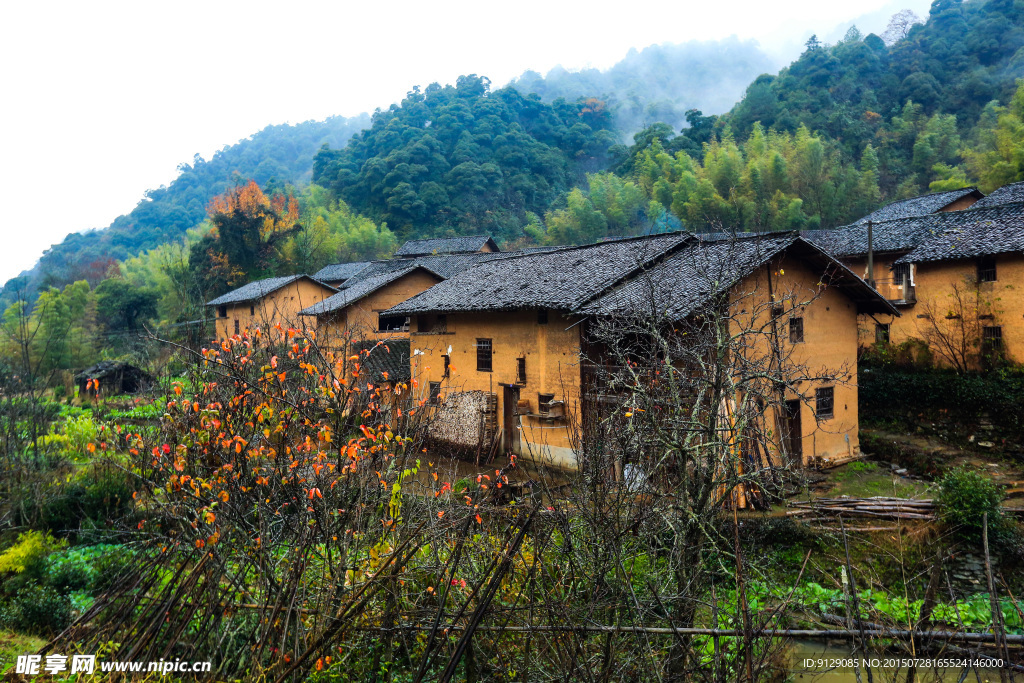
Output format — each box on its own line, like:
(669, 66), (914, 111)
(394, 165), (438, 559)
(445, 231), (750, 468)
(509, 38), (777, 137)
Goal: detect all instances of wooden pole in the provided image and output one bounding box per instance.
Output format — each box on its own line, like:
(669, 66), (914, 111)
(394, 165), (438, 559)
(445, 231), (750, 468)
(983, 513), (1011, 683)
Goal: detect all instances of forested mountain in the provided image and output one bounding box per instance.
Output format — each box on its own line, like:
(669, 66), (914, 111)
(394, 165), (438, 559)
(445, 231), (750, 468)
(509, 38), (776, 136)
(4, 114), (369, 300)
(311, 75), (618, 243)
(524, 0), (1024, 244)
(722, 0), (1024, 195)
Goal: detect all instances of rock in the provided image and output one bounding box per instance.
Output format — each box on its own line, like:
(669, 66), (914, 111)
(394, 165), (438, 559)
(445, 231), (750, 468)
(978, 441), (994, 448)
(895, 468), (908, 476)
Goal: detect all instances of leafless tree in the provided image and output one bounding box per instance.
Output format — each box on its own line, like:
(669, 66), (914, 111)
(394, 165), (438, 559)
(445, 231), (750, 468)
(916, 278), (1000, 373)
(881, 9), (924, 47)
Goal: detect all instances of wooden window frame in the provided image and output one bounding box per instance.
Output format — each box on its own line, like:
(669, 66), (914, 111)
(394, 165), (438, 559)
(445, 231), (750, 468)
(789, 317), (804, 343)
(875, 323), (890, 344)
(815, 386), (834, 420)
(516, 357), (527, 385)
(476, 339), (493, 372)
(977, 256), (997, 283)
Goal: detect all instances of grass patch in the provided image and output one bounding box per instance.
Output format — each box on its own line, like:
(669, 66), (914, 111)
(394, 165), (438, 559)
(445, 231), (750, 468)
(824, 460), (930, 499)
(0, 630), (45, 674)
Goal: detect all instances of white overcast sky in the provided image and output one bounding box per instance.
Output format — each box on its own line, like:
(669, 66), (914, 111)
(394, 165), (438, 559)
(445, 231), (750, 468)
(0, 0), (932, 284)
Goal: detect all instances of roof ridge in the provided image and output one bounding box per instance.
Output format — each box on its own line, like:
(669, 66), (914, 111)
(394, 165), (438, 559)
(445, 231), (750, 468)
(401, 234), (491, 243)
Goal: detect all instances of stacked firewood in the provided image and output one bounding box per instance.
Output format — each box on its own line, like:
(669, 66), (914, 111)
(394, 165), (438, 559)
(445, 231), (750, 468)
(787, 496), (935, 521)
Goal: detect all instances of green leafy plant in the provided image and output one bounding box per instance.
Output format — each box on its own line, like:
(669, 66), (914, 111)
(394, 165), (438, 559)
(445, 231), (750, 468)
(935, 466), (1005, 534)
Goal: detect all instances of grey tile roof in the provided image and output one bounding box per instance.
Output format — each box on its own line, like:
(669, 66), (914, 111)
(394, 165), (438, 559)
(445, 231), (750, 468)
(803, 209), (973, 259)
(854, 187), (982, 224)
(299, 265), (441, 316)
(312, 261), (373, 284)
(387, 232), (693, 315)
(206, 275), (336, 307)
(333, 252), (512, 291)
(971, 181), (1024, 209)
(352, 338), (411, 384)
(393, 235), (499, 258)
(579, 235), (897, 317)
(894, 203), (1024, 265)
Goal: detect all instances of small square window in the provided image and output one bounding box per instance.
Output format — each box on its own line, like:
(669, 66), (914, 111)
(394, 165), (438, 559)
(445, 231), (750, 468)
(217, 305), (227, 318)
(516, 357), (526, 385)
(429, 382), (441, 404)
(815, 386), (834, 419)
(538, 393), (555, 413)
(476, 339), (492, 372)
(893, 263), (911, 287)
(875, 323), (890, 344)
(978, 256), (997, 283)
(772, 305), (784, 318)
(789, 317), (804, 343)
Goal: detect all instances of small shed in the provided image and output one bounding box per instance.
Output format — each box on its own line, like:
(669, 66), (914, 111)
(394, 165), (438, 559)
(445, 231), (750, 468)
(75, 361), (154, 396)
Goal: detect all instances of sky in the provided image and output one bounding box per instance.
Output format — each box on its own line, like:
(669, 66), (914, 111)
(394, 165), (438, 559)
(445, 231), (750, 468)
(0, 0), (933, 284)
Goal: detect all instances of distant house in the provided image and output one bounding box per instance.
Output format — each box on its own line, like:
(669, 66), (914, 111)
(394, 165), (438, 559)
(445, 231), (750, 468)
(299, 265), (445, 348)
(970, 181), (1024, 210)
(806, 200), (1024, 365)
(885, 204), (1024, 368)
(387, 232), (893, 471)
(300, 251), (519, 349)
(206, 275), (337, 339)
(312, 262), (373, 288)
(853, 187), (983, 224)
(393, 235), (499, 258)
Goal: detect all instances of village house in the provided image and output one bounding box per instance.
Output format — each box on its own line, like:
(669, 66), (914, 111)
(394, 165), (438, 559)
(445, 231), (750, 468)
(312, 261), (374, 288)
(301, 236), (551, 352)
(807, 196), (1024, 365)
(298, 265), (446, 349)
(387, 232), (895, 472)
(852, 187), (983, 225)
(804, 187), (983, 303)
(884, 203), (1024, 368)
(393, 235), (499, 258)
(206, 275), (337, 339)
(960, 180), (1024, 210)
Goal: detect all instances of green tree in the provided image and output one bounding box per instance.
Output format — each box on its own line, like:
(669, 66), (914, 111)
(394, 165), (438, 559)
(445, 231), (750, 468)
(95, 279), (158, 334)
(965, 80), (1024, 191)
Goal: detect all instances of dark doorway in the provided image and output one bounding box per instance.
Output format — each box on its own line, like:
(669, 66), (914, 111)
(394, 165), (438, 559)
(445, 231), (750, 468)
(783, 400), (802, 464)
(503, 385), (521, 454)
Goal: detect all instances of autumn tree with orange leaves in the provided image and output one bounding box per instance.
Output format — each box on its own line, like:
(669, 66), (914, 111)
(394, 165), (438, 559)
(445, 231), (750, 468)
(188, 181), (301, 295)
